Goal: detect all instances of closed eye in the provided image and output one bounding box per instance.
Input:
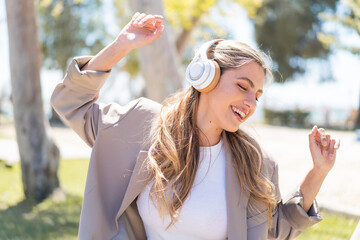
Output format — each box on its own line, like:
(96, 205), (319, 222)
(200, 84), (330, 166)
(238, 84), (247, 91)
(239, 84), (260, 102)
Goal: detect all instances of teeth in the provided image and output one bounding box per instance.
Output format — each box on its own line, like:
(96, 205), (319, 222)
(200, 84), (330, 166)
(232, 106), (246, 118)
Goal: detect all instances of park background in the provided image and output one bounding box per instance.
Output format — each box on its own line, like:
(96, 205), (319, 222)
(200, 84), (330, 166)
(1, 0), (360, 239)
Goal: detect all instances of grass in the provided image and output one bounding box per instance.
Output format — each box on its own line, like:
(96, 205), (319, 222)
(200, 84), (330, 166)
(0, 159), (88, 239)
(0, 123), (13, 139)
(297, 211), (359, 240)
(0, 132), (10, 139)
(0, 159), (359, 239)
(0, 134), (7, 139)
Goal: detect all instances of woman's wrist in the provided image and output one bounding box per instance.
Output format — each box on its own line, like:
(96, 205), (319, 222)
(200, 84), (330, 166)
(310, 165), (330, 178)
(114, 34), (134, 54)
(114, 30), (143, 52)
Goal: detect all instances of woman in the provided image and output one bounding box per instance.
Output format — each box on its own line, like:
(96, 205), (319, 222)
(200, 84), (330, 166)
(51, 12), (340, 240)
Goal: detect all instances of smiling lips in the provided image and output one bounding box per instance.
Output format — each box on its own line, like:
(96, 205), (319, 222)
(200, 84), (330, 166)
(231, 106), (247, 121)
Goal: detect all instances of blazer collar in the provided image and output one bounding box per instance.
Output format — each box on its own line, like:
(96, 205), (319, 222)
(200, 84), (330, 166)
(115, 151), (150, 226)
(223, 131), (249, 240)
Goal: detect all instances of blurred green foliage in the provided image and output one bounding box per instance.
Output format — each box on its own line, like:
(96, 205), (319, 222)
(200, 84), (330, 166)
(37, 0), (108, 74)
(163, 0), (262, 30)
(112, 0), (265, 78)
(254, 0), (337, 81)
(319, 0), (360, 54)
(264, 108), (311, 126)
(324, 0), (360, 129)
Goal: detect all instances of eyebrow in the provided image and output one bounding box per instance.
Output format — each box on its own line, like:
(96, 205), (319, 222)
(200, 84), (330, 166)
(236, 77), (263, 94)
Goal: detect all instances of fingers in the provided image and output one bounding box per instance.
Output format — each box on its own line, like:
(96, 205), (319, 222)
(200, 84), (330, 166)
(328, 139), (336, 158)
(153, 24), (165, 39)
(335, 138), (340, 149)
(131, 12), (141, 22)
(137, 12), (147, 23)
(154, 17), (164, 27)
(308, 125), (318, 151)
(309, 125), (340, 159)
(131, 12), (164, 29)
(142, 14), (163, 24)
(318, 128), (329, 147)
(153, 15), (164, 20)
(139, 15), (155, 25)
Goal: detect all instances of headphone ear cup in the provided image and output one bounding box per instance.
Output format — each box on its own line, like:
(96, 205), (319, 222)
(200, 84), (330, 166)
(186, 39), (224, 92)
(198, 60), (221, 93)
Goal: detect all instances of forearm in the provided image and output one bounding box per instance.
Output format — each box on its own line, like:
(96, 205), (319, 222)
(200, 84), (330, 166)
(82, 36), (131, 72)
(300, 167), (327, 212)
(81, 13), (164, 72)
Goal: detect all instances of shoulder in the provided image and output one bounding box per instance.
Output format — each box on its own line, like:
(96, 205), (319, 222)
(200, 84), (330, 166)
(129, 97), (162, 128)
(97, 97), (161, 128)
(136, 97), (162, 115)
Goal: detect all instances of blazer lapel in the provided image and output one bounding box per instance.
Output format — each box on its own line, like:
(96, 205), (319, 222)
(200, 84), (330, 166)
(116, 150), (151, 222)
(223, 133), (249, 240)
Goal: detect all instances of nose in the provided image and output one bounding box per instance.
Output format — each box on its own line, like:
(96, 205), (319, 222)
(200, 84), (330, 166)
(243, 94), (256, 110)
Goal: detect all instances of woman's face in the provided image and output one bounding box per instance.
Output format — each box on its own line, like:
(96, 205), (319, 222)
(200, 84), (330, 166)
(199, 62), (265, 133)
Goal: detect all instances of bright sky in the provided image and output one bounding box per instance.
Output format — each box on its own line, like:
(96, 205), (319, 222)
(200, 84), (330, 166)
(1, 0), (360, 121)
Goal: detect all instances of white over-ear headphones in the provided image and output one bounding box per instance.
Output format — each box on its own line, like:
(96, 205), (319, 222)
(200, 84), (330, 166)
(186, 39), (224, 92)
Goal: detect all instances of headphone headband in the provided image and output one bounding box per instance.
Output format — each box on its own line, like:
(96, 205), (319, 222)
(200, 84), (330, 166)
(197, 39), (224, 60)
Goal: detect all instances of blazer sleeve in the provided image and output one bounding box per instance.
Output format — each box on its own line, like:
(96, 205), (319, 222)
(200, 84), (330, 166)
(268, 161), (322, 239)
(50, 56), (140, 147)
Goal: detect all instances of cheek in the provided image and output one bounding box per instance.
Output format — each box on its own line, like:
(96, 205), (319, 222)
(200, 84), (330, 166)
(247, 105), (257, 118)
(210, 89), (233, 112)
(212, 80), (236, 102)
(208, 97), (226, 115)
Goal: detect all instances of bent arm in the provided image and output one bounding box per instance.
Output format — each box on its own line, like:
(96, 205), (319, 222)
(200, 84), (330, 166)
(267, 161), (322, 240)
(51, 13), (165, 146)
(51, 57), (110, 147)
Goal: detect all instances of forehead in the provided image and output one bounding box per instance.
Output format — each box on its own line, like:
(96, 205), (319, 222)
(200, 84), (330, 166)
(225, 62), (266, 87)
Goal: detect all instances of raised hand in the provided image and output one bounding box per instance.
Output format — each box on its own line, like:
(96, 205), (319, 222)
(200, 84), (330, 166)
(308, 125), (340, 174)
(299, 126), (340, 212)
(81, 12), (164, 72)
(116, 12), (165, 51)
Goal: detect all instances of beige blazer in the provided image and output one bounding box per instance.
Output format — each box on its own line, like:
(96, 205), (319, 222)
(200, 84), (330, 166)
(51, 57), (321, 240)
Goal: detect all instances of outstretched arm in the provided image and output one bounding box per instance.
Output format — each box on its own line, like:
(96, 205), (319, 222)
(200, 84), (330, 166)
(300, 126), (340, 212)
(51, 12), (164, 146)
(82, 12), (164, 72)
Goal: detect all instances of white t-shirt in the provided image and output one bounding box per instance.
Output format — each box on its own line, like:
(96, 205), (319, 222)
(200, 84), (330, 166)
(136, 139), (227, 240)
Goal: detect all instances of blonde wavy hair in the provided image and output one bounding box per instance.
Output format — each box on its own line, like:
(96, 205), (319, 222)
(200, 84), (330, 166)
(147, 40), (276, 227)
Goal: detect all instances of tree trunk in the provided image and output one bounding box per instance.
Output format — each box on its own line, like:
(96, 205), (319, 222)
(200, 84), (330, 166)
(50, 107), (64, 125)
(5, 0), (60, 202)
(131, 0), (182, 102)
(50, 71), (64, 126)
(176, 16), (200, 56)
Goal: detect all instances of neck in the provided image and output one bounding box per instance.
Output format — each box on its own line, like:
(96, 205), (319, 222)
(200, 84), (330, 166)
(196, 95), (223, 146)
